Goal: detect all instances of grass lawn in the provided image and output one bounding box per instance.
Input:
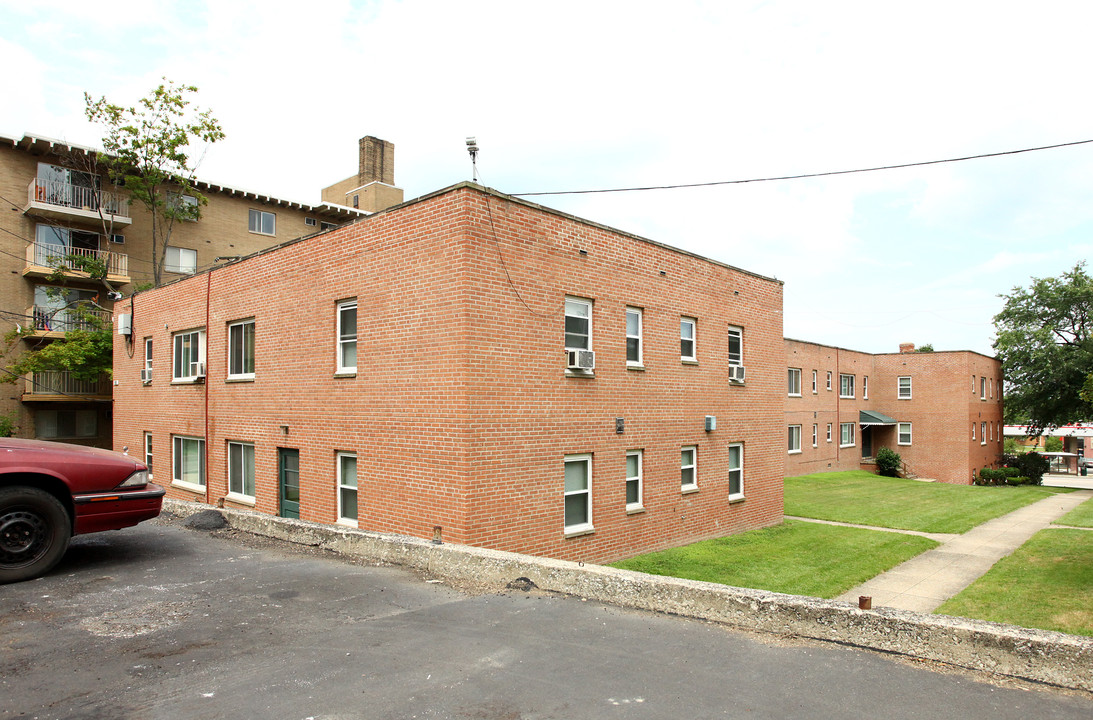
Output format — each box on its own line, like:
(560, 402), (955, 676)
(936, 529), (1093, 637)
(784, 471), (1072, 534)
(611, 519), (937, 599)
(1056, 497), (1093, 528)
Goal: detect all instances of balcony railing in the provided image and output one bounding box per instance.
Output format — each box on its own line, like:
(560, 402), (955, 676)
(28, 178), (130, 219)
(30, 305), (110, 333)
(25, 371), (111, 398)
(27, 242), (129, 279)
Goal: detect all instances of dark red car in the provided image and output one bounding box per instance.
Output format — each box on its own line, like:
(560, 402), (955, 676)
(0, 438), (165, 583)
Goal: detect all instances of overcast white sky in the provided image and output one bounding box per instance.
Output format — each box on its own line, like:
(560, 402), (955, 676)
(4, 0), (1092, 355)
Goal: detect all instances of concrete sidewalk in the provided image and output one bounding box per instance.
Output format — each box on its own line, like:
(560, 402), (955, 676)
(835, 489), (1093, 613)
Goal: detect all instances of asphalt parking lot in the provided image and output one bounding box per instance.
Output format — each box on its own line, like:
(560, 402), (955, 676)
(2, 515), (1092, 720)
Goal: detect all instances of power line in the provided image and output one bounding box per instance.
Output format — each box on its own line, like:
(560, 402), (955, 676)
(511, 138), (1093, 198)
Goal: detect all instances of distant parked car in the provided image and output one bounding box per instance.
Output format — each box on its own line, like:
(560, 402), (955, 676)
(0, 438), (164, 583)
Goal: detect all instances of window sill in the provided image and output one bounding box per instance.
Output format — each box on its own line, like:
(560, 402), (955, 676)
(171, 480), (206, 494)
(334, 370), (357, 378)
(226, 375), (255, 383)
(225, 492), (255, 506)
(564, 524), (594, 538)
(337, 518), (359, 528)
(565, 369), (595, 378)
(681, 359), (698, 366)
(248, 230), (276, 237)
(897, 442), (912, 447)
(729, 495), (745, 504)
(170, 378), (204, 385)
(788, 450), (802, 455)
(626, 505), (645, 515)
(839, 443), (855, 449)
(681, 485), (699, 495)
(627, 364), (645, 371)
(839, 395), (855, 400)
(788, 393), (802, 398)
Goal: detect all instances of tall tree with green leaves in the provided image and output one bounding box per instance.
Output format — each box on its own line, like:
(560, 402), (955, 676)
(993, 262), (1093, 434)
(85, 79), (225, 286)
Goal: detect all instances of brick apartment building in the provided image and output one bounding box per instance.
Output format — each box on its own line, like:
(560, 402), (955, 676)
(0, 133), (401, 448)
(785, 339), (1004, 484)
(112, 182), (785, 563)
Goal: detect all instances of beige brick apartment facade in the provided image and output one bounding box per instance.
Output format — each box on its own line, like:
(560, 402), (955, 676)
(0, 133), (401, 448)
(112, 183), (785, 563)
(785, 339), (1004, 484)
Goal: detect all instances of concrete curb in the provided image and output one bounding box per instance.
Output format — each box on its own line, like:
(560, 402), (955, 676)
(163, 499), (1093, 692)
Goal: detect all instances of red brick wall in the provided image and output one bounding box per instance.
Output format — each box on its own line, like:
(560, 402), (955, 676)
(114, 184), (785, 563)
(784, 339), (1004, 484)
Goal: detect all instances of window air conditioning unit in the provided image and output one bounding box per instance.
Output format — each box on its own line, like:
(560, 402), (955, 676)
(566, 349), (595, 371)
(191, 361), (206, 379)
(729, 365), (746, 383)
(140, 368), (152, 384)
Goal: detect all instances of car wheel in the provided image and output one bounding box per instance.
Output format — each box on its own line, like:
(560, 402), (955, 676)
(0, 486), (72, 584)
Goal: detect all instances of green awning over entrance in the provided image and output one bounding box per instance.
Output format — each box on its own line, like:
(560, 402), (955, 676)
(860, 410), (899, 426)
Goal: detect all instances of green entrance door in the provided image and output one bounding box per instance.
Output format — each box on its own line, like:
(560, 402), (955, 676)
(278, 448), (300, 519)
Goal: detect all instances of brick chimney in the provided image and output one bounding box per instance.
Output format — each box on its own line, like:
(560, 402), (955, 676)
(899, 343), (916, 354)
(359, 136), (395, 186)
(321, 135), (404, 213)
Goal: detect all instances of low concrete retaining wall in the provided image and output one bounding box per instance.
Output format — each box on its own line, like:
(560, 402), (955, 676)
(165, 499), (1093, 692)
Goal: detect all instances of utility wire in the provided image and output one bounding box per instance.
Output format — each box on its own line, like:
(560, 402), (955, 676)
(511, 138), (1093, 197)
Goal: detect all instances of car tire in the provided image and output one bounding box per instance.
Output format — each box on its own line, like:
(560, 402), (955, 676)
(0, 486), (72, 584)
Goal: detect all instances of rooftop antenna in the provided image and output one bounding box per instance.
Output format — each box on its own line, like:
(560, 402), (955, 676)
(466, 136), (479, 182)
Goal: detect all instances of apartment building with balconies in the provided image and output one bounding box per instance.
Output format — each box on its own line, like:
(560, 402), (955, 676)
(1, 133), (402, 447)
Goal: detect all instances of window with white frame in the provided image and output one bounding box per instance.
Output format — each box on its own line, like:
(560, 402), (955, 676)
(680, 317), (696, 361)
(812, 423), (818, 447)
(727, 326), (743, 367)
(728, 443), (743, 499)
(248, 208), (276, 235)
(143, 337), (153, 382)
(989, 378), (993, 399)
(812, 370), (818, 394)
(172, 328), (205, 381)
(338, 452), (358, 525)
(625, 307), (643, 366)
(826, 371), (832, 390)
(980, 377), (986, 400)
(144, 432), (153, 475)
(564, 454), (592, 533)
(167, 192), (199, 221)
(981, 422), (986, 445)
(626, 450), (643, 510)
(826, 423), (832, 442)
(172, 435), (205, 489)
(228, 319), (255, 379)
(164, 246), (197, 274)
(971, 422), (976, 440)
(839, 374), (855, 398)
(337, 299), (357, 373)
(898, 422), (912, 445)
(863, 375), (869, 399)
(564, 297), (592, 351)
(681, 446), (697, 491)
(228, 441), (255, 499)
(788, 425), (802, 454)
(898, 376), (912, 399)
(788, 368), (802, 396)
(840, 422), (855, 447)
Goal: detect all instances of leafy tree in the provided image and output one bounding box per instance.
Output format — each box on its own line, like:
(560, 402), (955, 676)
(85, 79), (224, 286)
(915, 343), (935, 353)
(993, 262), (1093, 434)
(2, 302), (112, 384)
(1043, 436), (1063, 453)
